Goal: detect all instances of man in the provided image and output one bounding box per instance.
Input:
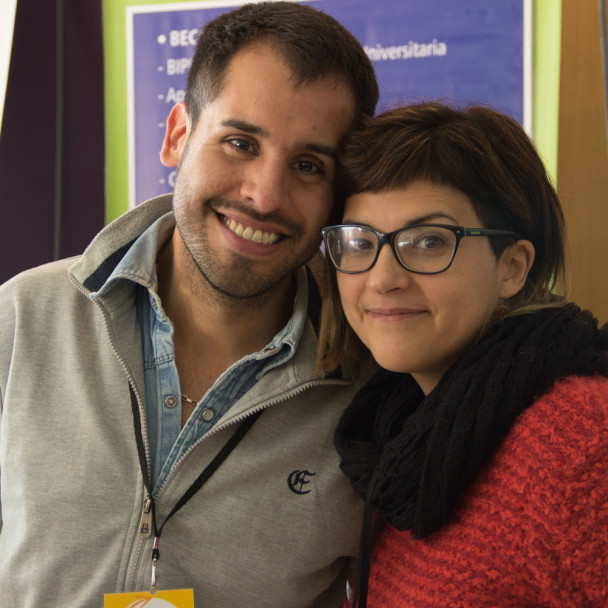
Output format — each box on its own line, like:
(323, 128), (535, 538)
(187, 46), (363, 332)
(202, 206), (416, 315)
(0, 2), (378, 606)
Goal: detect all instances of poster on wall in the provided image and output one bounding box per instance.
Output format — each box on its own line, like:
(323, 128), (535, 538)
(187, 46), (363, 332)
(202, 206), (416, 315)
(105, 0), (529, 213)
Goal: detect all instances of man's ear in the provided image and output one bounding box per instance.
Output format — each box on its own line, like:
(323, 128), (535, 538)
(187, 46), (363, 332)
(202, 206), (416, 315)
(160, 102), (191, 168)
(498, 239), (535, 299)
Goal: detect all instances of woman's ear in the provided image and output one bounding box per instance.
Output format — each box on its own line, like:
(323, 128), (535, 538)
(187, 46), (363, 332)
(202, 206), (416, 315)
(498, 239), (535, 299)
(160, 102), (191, 168)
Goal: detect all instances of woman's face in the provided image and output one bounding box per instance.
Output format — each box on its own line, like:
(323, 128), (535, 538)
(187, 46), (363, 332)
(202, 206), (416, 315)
(336, 181), (522, 395)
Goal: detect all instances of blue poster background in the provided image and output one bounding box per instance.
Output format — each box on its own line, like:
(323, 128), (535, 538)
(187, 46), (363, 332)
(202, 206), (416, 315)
(128, 0), (524, 207)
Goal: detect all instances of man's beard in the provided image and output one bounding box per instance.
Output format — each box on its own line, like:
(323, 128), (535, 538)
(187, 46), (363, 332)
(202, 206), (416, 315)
(173, 189), (321, 303)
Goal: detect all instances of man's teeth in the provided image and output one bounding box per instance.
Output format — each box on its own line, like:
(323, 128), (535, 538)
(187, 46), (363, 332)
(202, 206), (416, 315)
(223, 217), (280, 244)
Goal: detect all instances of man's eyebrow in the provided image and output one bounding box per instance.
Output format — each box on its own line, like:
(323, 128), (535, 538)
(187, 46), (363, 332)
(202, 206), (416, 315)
(303, 143), (338, 160)
(221, 119), (269, 138)
(220, 119), (338, 160)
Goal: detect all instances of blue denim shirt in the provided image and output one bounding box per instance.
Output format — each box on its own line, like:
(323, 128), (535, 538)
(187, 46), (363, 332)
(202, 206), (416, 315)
(95, 213), (306, 493)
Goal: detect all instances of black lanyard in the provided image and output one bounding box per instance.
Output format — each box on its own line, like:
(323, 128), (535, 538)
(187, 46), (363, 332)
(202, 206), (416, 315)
(129, 385), (262, 589)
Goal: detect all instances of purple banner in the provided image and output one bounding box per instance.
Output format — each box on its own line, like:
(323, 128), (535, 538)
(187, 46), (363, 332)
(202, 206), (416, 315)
(127, 0), (526, 207)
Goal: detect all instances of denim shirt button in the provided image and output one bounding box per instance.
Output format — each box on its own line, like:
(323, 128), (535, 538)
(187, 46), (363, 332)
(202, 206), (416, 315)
(202, 408), (215, 421)
(164, 395), (178, 408)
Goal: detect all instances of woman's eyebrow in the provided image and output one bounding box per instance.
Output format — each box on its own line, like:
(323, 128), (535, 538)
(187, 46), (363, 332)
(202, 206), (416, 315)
(341, 212), (458, 228)
(404, 212), (458, 226)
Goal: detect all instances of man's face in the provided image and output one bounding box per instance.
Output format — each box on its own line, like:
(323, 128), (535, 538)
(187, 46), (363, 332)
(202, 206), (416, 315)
(161, 44), (356, 300)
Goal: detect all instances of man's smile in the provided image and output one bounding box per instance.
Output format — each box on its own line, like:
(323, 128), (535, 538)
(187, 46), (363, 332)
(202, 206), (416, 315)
(221, 214), (282, 244)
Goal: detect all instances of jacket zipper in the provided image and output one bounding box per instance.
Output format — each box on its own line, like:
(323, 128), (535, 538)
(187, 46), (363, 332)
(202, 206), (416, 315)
(70, 271), (355, 591)
(70, 276), (152, 466)
(139, 498), (154, 538)
(70, 274), (153, 591)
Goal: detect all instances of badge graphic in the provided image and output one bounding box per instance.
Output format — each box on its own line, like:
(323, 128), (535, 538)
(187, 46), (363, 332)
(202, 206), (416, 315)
(127, 599), (177, 608)
(288, 469), (316, 494)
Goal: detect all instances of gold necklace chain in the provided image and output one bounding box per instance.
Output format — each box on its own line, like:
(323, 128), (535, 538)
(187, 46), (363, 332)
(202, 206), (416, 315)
(181, 394), (198, 406)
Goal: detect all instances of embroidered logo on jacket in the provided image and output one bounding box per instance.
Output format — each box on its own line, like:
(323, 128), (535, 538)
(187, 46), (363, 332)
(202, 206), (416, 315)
(287, 469), (316, 494)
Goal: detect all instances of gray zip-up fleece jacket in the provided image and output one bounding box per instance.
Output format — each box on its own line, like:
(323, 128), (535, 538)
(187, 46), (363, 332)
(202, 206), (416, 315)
(0, 195), (374, 607)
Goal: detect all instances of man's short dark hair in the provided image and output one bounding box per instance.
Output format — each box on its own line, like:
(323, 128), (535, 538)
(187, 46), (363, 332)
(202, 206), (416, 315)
(185, 1), (378, 126)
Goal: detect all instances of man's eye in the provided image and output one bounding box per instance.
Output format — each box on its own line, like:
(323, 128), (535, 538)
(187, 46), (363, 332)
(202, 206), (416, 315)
(226, 138), (255, 154)
(295, 160), (323, 175)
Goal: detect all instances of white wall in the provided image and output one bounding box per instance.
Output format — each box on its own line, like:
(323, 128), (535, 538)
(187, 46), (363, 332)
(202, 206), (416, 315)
(0, 0), (18, 138)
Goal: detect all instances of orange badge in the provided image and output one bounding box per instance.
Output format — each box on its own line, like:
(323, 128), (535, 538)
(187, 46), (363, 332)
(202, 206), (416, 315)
(104, 589), (195, 608)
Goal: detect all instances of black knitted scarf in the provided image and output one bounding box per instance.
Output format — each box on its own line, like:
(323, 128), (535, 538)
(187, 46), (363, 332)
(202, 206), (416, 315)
(335, 303), (608, 540)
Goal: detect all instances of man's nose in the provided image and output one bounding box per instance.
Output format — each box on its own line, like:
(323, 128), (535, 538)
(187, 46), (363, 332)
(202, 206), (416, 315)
(239, 157), (289, 215)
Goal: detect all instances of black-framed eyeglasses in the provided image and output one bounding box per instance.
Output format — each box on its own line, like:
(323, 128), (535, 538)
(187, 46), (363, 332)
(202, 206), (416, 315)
(321, 223), (518, 275)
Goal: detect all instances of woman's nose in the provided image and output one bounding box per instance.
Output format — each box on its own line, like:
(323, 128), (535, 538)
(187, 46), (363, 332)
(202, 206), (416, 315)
(366, 243), (413, 293)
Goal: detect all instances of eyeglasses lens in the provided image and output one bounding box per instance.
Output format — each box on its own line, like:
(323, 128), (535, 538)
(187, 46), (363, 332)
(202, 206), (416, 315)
(396, 226), (456, 273)
(327, 226), (377, 273)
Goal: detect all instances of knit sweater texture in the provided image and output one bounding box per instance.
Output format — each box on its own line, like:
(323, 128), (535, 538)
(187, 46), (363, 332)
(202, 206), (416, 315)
(361, 374), (608, 607)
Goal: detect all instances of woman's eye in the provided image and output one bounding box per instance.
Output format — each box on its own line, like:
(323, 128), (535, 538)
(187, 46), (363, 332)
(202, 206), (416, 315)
(348, 238), (374, 253)
(418, 235), (444, 249)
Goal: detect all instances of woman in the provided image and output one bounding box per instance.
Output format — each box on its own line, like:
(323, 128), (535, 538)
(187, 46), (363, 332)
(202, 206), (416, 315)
(318, 102), (608, 607)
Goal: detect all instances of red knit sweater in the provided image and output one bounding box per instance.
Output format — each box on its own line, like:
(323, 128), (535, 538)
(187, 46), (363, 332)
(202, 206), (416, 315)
(355, 375), (608, 607)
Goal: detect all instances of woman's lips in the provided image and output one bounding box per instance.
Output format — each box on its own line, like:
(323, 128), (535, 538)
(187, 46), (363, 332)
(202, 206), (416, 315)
(367, 307), (426, 320)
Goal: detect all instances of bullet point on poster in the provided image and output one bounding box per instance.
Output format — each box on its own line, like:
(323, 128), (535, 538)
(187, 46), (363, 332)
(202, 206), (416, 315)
(157, 34), (167, 44)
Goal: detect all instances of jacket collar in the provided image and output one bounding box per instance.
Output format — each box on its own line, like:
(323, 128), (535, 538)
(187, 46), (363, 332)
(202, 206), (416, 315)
(70, 194), (173, 294)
